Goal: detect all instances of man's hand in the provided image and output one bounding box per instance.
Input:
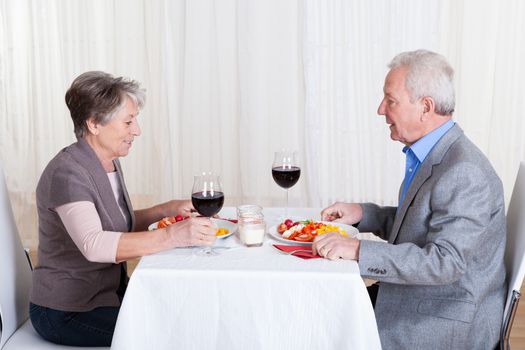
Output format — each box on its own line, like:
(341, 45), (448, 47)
(321, 202), (363, 226)
(312, 231), (360, 260)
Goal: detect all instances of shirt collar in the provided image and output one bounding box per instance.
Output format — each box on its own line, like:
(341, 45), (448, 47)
(404, 119), (455, 163)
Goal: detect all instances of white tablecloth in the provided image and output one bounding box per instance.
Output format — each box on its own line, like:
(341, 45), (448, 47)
(111, 208), (381, 350)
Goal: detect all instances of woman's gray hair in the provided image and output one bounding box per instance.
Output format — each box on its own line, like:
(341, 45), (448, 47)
(388, 50), (455, 116)
(65, 71), (146, 138)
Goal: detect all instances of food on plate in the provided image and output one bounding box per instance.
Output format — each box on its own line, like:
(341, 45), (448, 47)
(156, 215), (189, 228)
(155, 216), (230, 236)
(277, 223), (288, 234)
(277, 219), (348, 243)
(215, 228), (230, 237)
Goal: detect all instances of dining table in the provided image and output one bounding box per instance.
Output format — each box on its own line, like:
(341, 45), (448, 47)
(110, 207), (382, 350)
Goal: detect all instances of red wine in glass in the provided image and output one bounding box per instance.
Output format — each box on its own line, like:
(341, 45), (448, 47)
(191, 173), (224, 256)
(272, 166), (301, 189)
(272, 151), (300, 218)
(191, 191), (225, 217)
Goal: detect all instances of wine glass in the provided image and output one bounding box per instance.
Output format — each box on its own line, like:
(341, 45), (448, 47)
(272, 150), (300, 219)
(191, 172), (224, 256)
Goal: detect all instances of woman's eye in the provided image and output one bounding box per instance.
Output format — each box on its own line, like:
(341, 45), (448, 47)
(125, 121), (132, 126)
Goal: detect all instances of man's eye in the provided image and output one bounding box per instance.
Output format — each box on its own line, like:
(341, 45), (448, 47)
(126, 121), (132, 125)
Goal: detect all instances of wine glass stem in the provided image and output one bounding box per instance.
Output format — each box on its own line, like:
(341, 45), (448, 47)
(201, 219), (217, 255)
(285, 188), (289, 218)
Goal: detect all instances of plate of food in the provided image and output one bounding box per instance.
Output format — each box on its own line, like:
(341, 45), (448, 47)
(268, 219), (358, 246)
(148, 216), (236, 239)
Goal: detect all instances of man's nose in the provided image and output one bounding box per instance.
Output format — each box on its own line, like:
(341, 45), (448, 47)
(377, 99), (386, 115)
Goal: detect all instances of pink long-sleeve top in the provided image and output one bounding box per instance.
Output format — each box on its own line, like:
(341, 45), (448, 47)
(55, 171), (130, 263)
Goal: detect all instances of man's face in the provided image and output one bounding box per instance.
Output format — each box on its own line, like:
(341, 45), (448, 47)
(377, 67), (425, 146)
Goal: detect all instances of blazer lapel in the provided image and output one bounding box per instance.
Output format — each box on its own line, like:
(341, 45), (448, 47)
(389, 163), (433, 243)
(388, 124), (464, 244)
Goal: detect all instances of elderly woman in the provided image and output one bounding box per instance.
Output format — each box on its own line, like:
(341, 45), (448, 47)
(29, 71), (217, 347)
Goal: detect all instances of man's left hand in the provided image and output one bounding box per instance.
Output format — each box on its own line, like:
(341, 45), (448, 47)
(312, 232), (360, 261)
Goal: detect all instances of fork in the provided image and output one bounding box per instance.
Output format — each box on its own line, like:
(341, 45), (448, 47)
(281, 249), (313, 255)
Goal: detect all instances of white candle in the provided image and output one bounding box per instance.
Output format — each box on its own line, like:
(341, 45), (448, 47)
(240, 224), (265, 247)
(237, 204), (266, 247)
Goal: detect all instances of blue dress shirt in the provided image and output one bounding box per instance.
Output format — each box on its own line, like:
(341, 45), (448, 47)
(399, 120), (455, 206)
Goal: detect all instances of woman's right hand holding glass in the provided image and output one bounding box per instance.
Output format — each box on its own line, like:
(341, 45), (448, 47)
(165, 217), (217, 248)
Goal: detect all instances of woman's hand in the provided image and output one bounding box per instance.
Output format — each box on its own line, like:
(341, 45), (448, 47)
(167, 199), (194, 217)
(312, 231), (360, 260)
(165, 217), (216, 248)
(134, 199), (195, 232)
(321, 202), (363, 226)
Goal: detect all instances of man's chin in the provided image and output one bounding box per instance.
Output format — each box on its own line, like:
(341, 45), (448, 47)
(389, 133), (407, 145)
(389, 131), (398, 141)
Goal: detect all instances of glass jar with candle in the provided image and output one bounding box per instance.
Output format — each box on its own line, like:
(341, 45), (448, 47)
(237, 205), (266, 247)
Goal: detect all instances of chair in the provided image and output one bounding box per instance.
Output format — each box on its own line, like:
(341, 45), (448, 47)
(0, 162), (108, 349)
(500, 162), (525, 350)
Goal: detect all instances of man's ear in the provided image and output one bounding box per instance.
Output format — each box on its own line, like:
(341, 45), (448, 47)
(86, 117), (99, 135)
(420, 97), (435, 121)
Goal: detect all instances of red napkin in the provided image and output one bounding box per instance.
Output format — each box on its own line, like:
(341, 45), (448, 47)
(273, 244), (321, 260)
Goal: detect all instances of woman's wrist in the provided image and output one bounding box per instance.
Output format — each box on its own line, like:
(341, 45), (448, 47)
(161, 226), (179, 249)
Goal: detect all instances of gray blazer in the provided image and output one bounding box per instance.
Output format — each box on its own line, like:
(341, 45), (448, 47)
(357, 125), (506, 349)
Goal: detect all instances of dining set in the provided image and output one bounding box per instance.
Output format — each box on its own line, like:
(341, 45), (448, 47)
(109, 150), (381, 349)
(110, 206), (381, 349)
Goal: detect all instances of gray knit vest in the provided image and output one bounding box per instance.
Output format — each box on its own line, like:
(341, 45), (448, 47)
(31, 138), (135, 312)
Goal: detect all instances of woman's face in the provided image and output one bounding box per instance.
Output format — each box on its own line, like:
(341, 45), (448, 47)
(92, 96), (141, 160)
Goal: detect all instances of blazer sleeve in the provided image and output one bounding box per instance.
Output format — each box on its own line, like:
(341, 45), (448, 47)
(357, 203), (397, 241)
(358, 161), (501, 284)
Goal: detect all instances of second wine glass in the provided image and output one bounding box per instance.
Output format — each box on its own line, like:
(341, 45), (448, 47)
(191, 172), (224, 256)
(272, 150), (300, 219)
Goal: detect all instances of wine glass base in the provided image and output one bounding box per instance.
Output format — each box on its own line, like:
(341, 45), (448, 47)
(194, 247), (220, 256)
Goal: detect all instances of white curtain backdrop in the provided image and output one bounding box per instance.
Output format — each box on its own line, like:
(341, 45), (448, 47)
(0, 0), (524, 248)
(303, 0), (442, 207)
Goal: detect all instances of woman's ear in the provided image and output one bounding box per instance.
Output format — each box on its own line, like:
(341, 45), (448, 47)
(86, 117), (99, 135)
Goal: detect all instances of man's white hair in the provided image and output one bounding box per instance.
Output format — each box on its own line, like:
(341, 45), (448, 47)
(388, 49), (455, 116)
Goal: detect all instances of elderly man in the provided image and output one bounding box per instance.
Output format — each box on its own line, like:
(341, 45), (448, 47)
(314, 50), (506, 349)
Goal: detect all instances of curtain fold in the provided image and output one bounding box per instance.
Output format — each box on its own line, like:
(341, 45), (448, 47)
(1, 0), (524, 248)
(303, 0), (442, 207)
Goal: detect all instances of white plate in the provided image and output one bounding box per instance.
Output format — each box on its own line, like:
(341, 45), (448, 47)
(148, 221), (160, 231)
(148, 218), (237, 239)
(211, 218), (237, 239)
(268, 221), (358, 246)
